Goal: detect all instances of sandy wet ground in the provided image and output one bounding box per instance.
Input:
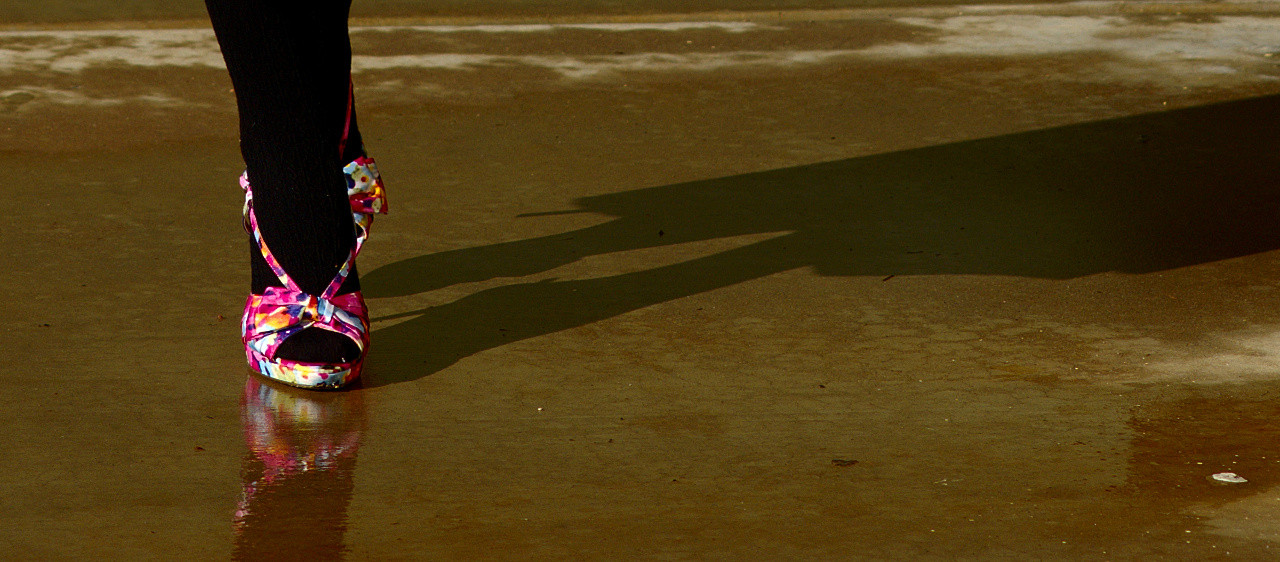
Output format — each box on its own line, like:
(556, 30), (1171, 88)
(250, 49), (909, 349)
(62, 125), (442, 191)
(7, 0), (1280, 558)
(0, 0), (1094, 26)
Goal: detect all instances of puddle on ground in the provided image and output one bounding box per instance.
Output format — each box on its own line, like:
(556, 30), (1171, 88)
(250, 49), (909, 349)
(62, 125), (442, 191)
(233, 377), (367, 560)
(1127, 389), (1280, 545)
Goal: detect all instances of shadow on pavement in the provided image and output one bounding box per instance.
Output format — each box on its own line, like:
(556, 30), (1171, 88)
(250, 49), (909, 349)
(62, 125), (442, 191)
(361, 94), (1280, 387)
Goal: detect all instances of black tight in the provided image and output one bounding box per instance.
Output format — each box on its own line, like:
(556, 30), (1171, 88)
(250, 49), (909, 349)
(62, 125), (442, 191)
(206, 0), (366, 362)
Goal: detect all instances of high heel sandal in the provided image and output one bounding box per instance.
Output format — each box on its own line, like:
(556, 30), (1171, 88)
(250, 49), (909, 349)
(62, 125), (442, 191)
(240, 157), (388, 389)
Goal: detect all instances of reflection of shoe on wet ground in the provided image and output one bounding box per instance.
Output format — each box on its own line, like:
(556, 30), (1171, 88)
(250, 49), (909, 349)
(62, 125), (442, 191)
(234, 377), (366, 559)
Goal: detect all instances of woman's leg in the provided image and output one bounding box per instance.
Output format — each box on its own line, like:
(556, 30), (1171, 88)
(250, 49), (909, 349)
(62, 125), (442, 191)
(206, 0), (366, 363)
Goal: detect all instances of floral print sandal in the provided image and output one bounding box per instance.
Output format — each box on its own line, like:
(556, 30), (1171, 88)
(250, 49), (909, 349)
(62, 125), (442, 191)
(240, 157), (388, 389)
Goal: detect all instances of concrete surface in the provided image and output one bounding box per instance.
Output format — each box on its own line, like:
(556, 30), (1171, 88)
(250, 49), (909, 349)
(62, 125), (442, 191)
(6, 1), (1280, 558)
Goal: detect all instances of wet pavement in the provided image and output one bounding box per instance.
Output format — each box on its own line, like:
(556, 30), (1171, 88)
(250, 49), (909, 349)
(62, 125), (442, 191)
(7, 1), (1280, 558)
(0, 0), (1089, 26)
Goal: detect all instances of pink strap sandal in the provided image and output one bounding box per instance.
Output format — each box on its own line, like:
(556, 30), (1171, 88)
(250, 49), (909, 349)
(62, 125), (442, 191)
(240, 157), (388, 389)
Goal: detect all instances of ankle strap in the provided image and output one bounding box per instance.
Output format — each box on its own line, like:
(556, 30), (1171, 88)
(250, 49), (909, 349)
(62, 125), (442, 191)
(240, 157), (388, 301)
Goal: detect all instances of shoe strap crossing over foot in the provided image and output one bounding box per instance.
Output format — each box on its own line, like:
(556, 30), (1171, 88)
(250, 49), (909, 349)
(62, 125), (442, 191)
(240, 158), (388, 359)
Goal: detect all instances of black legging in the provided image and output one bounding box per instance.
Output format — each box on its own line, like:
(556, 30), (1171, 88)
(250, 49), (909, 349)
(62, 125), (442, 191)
(205, 0), (366, 298)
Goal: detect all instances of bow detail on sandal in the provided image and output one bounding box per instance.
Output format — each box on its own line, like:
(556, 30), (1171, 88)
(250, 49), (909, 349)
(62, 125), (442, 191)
(240, 157), (388, 389)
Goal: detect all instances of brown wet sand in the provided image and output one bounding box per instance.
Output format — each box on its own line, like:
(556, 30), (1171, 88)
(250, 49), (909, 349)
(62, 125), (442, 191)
(0, 0), (1096, 26)
(8, 2), (1280, 558)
